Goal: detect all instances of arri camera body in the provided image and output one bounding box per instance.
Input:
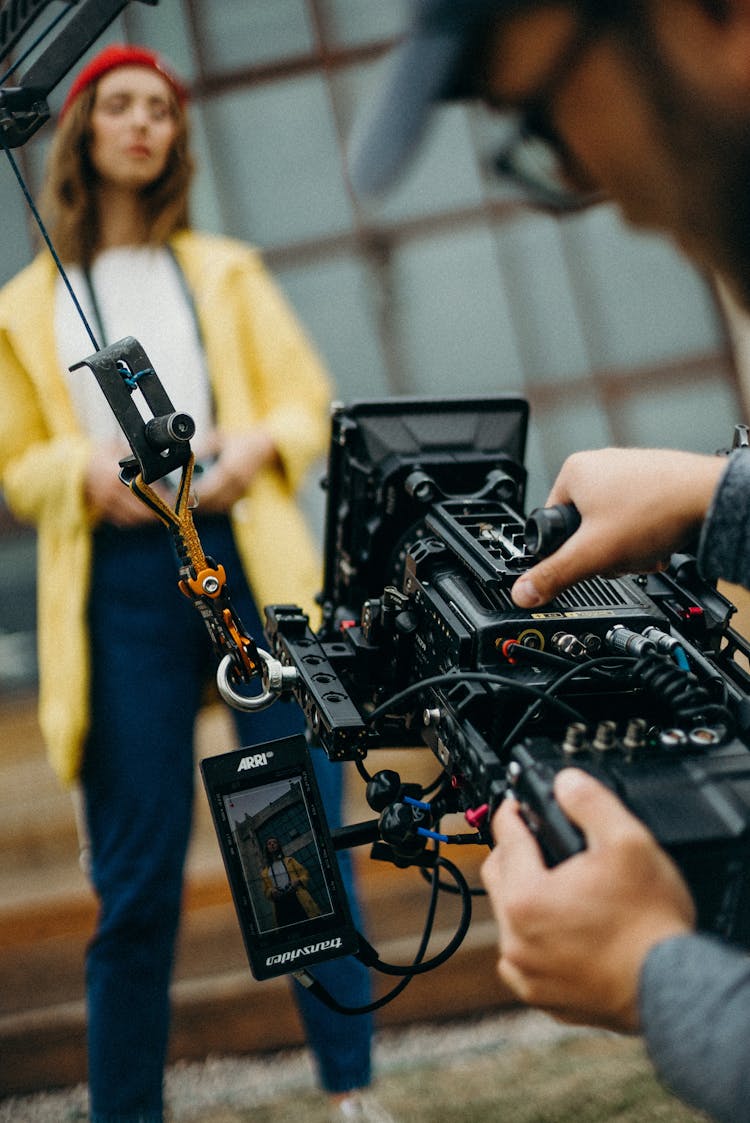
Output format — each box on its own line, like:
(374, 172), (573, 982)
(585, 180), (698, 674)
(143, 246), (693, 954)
(262, 395), (750, 950)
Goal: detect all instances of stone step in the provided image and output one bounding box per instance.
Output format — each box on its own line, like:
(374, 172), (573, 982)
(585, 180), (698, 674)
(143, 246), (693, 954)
(0, 695), (512, 1096)
(0, 879), (504, 1096)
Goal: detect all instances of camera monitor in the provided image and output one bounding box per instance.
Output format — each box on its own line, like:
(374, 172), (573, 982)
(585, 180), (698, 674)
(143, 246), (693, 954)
(321, 395), (529, 619)
(200, 735), (359, 980)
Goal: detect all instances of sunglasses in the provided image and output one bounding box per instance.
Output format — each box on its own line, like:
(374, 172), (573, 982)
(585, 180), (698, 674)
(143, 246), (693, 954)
(484, 15), (608, 212)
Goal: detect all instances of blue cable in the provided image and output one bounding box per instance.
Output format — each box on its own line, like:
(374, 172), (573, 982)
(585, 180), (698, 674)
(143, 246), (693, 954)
(404, 795), (431, 811)
(418, 827), (449, 843)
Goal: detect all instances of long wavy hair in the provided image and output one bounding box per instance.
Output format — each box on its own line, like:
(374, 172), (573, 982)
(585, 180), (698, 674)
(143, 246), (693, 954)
(38, 79), (194, 266)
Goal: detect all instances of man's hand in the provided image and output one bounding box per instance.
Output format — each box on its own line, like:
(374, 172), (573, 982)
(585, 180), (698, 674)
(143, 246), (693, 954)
(512, 448), (726, 607)
(481, 769), (695, 1031)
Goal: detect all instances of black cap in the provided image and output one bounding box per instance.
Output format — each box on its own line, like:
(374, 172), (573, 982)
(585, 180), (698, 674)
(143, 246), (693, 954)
(348, 0), (518, 197)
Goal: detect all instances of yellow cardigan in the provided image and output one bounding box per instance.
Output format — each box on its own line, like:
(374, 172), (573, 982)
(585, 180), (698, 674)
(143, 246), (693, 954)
(261, 855), (321, 919)
(0, 230), (332, 785)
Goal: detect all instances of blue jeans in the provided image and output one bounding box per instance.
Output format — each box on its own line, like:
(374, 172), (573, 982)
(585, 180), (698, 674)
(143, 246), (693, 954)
(293, 750), (373, 1095)
(82, 517), (372, 1122)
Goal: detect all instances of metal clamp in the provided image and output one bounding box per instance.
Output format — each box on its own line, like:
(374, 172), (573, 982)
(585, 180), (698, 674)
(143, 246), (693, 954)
(71, 337), (194, 483)
(216, 648), (298, 712)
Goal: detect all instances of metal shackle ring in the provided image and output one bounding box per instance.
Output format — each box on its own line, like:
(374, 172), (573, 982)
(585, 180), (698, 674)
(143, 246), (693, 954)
(216, 648), (291, 712)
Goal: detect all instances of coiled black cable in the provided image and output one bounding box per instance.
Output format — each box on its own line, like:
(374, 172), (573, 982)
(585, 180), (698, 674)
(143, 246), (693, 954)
(632, 651), (734, 737)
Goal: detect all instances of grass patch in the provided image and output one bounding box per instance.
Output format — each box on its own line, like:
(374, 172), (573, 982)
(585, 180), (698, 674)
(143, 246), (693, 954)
(183, 1033), (709, 1123)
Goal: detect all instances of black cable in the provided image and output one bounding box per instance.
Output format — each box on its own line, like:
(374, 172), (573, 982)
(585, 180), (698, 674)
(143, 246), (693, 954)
(632, 651), (734, 737)
(295, 945), (416, 1016)
(294, 844), (447, 1015)
(355, 756), (372, 783)
(293, 852), (472, 1014)
(364, 671), (587, 727)
(358, 854), (472, 977)
(419, 863), (486, 897)
(421, 770), (448, 797)
(353, 644), (634, 808)
(505, 642), (633, 678)
(1, 140), (100, 351)
(499, 653), (637, 753)
(354, 740), (445, 800)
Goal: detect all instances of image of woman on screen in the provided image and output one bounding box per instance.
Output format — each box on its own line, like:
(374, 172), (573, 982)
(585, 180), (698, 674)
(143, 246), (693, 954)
(261, 836), (322, 926)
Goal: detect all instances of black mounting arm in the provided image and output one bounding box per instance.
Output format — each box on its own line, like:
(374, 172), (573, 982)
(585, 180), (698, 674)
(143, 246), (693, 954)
(71, 336), (194, 484)
(0, 0), (159, 148)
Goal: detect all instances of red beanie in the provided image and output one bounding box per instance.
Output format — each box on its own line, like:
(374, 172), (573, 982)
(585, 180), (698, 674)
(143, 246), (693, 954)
(59, 44), (189, 120)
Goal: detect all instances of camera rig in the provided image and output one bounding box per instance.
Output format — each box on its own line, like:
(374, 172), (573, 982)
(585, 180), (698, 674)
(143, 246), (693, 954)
(5, 0), (750, 1001)
(246, 395), (750, 956)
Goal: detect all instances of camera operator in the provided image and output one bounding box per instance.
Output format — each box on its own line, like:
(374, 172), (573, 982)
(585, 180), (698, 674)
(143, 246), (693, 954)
(349, 2), (750, 1121)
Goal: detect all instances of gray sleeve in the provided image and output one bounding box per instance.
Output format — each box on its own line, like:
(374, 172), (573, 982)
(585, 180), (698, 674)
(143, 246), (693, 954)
(640, 933), (750, 1122)
(698, 450), (750, 586)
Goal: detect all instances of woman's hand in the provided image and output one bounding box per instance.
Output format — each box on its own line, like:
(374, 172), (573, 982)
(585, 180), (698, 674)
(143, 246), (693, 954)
(84, 440), (158, 527)
(194, 428), (279, 514)
(511, 448), (726, 607)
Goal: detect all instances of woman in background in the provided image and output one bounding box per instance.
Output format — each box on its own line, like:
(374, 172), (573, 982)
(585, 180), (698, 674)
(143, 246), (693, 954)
(0, 44), (391, 1123)
(261, 835), (322, 925)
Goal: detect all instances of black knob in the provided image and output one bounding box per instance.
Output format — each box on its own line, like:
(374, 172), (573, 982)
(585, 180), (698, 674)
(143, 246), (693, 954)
(405, 469), (436, 503)
(379, 801), (428, 856)
(366, 769), (402, 812)
(145, 411), (196, 450)
(524, 503), (581, 557)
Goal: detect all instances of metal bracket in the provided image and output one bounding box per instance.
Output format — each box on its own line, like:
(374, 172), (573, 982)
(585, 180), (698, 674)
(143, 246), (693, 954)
(0, 0), (159, 148)
(71, 336), (194, 484)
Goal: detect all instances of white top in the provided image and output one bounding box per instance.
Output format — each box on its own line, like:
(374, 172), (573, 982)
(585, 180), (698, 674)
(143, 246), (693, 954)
(55, 245), (213, 452)
(269, 858), (291, 889)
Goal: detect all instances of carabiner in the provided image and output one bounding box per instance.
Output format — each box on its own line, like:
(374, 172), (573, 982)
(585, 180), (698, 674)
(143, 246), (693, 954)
(216, 648), (298, 712)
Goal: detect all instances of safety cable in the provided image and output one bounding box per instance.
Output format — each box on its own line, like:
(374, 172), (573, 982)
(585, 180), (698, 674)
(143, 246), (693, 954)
(2, 140), (100, 351)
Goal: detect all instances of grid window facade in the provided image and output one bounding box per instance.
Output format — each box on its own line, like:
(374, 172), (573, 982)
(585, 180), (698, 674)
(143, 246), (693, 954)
(0, 0), (743, 691)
